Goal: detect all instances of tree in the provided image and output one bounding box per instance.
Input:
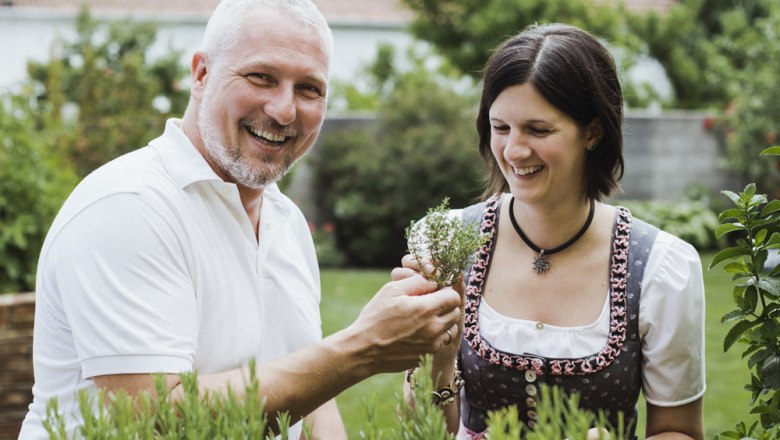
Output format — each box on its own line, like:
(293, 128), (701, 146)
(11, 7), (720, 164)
(400, 0), (634, 79)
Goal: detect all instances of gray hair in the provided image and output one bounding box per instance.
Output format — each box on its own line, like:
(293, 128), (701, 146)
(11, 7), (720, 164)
(202, 0), (333, 65)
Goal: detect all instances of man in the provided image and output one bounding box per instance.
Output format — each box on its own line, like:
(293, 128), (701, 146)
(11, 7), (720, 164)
(19, 1), (461, 438)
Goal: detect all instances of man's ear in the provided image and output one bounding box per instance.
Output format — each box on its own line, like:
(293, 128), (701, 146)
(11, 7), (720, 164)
(190, 51), (209, 101)
(585, 118), (604, 150)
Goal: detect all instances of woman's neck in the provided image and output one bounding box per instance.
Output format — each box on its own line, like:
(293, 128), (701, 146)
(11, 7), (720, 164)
(507, 193), (594, 251)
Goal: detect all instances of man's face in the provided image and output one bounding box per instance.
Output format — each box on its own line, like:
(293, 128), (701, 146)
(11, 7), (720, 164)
(195, 8), (329, 189)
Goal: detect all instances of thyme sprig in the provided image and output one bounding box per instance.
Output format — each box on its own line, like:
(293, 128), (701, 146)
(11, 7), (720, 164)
(406, 198), (491, 287)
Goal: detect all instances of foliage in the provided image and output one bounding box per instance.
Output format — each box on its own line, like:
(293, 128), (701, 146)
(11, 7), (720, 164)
(309, 222), (346, 268)
(43, 355), (618, 439)
(406, 198), (491, 287)
(715, 5), (780, 194)
(43, 358), (295, 439)
(0, 93), (77, 293)
(617, 199), (721, 251)
(399, 0), (635, 80)
(26, 6), (188, 177)
(314, 46), (483, 267)
(709, 147), (780, 438)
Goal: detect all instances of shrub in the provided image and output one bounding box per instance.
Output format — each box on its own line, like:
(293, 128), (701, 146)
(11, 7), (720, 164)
(314, 49), (483, 267)
(26, 6), (188, 177)
(309, 222), (346, 268)
(0, 93), (77, 293)
(617, 199), (720, 251)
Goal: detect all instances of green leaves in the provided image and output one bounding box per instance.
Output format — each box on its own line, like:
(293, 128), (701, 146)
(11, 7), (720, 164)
(406, 198), (491, 287)
(713, 177), (780, 434)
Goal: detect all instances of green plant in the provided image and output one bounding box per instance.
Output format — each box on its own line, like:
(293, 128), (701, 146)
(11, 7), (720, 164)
(310, 222), (346, 268)
(315, 47), (483, 267)
(617, 199), (720, 250)
(406, 198), (490, 287)
(709, 146), (780, 439)
(0, 93), (77, 293)
(27, 6), (188, 177)
(42, 353), (621, 438)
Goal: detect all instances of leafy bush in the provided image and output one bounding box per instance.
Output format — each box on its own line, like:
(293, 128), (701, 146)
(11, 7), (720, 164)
(44, 356), (619, 439)
(26, 6), (188, 177)
(314, 49), (483, 267)
(709, 147), (780, 439)
(0, 93), (77, 293)
(617, 199), (720, 250)
(309, 222), (346, 268)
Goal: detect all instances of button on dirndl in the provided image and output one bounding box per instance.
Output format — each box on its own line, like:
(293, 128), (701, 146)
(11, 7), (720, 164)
(524, 370), (537, 382)
(525, 384), (537, 396)
(526, 397), (537, 408)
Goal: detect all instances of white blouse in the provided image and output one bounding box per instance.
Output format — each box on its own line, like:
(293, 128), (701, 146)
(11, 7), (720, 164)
(477, 228), (706, 407)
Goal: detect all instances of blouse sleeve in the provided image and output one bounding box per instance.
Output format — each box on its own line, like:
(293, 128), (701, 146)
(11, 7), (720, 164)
(639, 230), (706, 406)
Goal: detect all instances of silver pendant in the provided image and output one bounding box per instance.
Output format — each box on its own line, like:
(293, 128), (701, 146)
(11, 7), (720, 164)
(532, 251), (550, 274)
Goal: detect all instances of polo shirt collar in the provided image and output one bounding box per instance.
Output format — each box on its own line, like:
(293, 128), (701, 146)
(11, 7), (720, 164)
(149, 118), (224, 189)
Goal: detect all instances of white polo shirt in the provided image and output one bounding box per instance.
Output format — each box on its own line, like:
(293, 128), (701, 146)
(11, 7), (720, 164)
(21, 119), (322, 439)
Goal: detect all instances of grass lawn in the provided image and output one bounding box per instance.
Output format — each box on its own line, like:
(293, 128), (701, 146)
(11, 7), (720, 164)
(321, 252), (751, 439)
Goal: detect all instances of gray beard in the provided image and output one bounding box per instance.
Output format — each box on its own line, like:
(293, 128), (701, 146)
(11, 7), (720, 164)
(197, 95), (292, 189)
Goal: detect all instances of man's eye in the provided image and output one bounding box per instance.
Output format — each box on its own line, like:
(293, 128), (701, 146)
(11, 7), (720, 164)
(247, 73), (272, 83)
(298, 84), (324, 99)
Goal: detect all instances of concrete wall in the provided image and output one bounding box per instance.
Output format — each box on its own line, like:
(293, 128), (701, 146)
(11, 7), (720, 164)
(618, 111), (740, 201)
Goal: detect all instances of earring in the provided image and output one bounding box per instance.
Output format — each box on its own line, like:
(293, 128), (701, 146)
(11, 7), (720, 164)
(587, 144), (596, 151)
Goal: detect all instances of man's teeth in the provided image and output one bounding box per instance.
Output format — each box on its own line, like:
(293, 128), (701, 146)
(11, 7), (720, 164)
(514, 166), (543, 176)
(250, 127), (287, 142)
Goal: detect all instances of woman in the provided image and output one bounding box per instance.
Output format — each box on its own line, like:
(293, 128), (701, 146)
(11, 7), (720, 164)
(401, 24), (705, 439)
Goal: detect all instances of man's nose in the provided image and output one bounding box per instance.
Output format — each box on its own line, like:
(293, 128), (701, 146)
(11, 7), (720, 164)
(264, 86), (296, 126)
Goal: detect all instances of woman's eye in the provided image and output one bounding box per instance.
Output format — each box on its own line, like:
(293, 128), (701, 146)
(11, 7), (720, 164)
(529, 127), (550, 136)
(492, 125), (509, 133)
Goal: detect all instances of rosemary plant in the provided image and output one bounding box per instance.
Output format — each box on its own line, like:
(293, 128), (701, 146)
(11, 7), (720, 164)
(406, 198), (491, 287)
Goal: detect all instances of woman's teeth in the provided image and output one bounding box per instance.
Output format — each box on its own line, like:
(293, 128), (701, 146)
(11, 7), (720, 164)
(514, 166), (543, 176)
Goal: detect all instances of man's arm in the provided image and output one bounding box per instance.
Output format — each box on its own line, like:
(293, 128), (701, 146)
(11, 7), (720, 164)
(93, 273), (461, 426)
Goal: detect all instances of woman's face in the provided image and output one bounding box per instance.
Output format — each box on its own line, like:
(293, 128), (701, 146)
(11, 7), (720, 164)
(488, 83), (597, 206)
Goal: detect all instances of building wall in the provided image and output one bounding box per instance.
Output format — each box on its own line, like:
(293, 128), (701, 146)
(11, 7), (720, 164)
(0, 9), (413, 93)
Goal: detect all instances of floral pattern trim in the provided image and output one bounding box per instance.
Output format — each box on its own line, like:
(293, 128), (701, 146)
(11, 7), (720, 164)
(462, 194), (633, 377)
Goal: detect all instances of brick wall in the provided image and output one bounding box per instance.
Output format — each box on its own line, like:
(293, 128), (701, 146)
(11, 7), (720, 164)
(0, 292), (35, 440)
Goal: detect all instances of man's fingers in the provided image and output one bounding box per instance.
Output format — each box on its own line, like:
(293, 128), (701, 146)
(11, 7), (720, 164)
(391, 267), (417, 281)
(386, 272), (438, 297)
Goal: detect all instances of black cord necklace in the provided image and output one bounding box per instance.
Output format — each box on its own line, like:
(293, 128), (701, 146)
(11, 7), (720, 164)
(508, 197), (595, 274)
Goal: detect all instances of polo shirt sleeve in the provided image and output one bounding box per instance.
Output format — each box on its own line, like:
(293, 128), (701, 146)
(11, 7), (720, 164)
(639, 231), (706, 406)
(49, 192), (197, 379)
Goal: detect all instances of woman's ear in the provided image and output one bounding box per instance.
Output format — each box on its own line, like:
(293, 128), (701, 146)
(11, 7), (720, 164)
(585, 118), (604, 151)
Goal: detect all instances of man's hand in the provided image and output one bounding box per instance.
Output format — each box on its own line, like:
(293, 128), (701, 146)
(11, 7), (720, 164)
(344, 271), (462, 374)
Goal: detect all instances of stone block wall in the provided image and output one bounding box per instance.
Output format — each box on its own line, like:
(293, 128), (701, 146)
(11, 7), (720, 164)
(0, 292), (35, 440)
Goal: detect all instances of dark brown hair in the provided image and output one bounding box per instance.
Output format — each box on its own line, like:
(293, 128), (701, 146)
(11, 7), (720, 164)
(477, 23), (624, 201)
